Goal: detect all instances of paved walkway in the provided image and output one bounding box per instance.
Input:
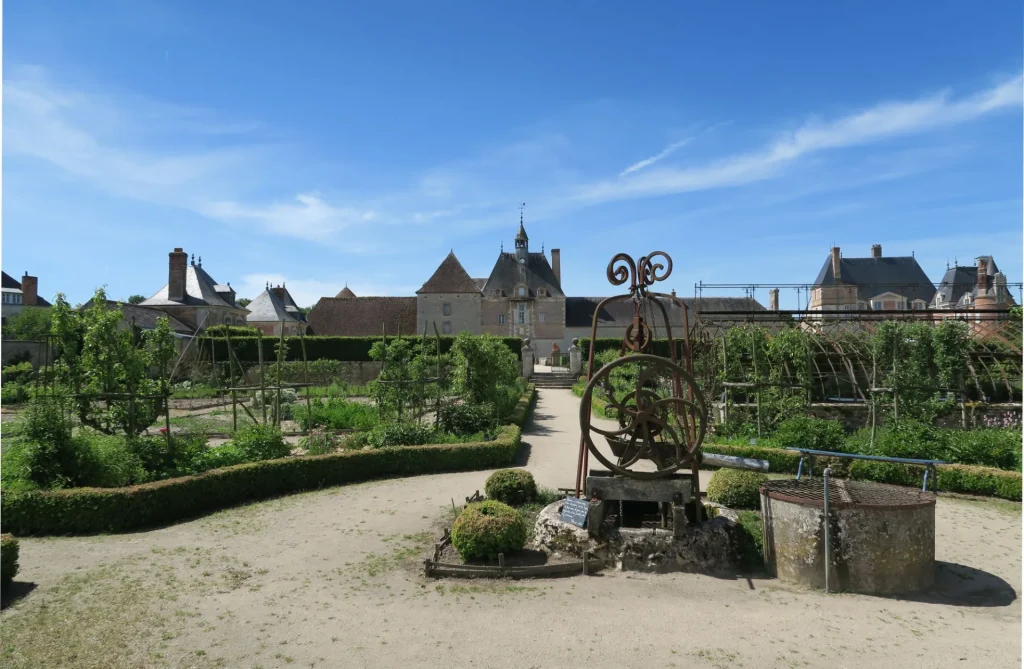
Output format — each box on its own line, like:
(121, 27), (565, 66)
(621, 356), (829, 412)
(2, 389), (1021, 669)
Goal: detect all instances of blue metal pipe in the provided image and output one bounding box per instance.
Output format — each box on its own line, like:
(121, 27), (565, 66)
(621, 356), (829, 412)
(793, 448), (946, 467)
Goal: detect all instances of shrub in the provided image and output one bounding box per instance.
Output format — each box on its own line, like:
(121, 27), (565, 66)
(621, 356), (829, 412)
(1, 425), (522, 535)
(450, 500), (527, 560)
(1, 382), (28, 405)
(204, 335), (523, 364)
(942, 428), (1021, 471)
(1, 361), (35, 385)
(484, 469), (537, 506)
(1, 534), (19, 588)
(297, 397), (378, 431)
(18, 398), (95, 488)
(439, 402), (494, 436)
(191, 443), (248, 471)
(733, 510), (764, 570)
(368, 422), (435, 448)
(231, 424), (290, 461)
(772, 416), (846, 452)
(706, 469), (768, 509)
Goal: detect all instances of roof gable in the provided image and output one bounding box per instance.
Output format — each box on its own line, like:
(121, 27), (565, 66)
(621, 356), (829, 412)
(482, 252), (564, 298)
(814, 254), (935, 304)
(246, 289), (306, 324)
(2, 272), (20, 289)
(417, 252), (481, 294)
(141, 264), (244, 310)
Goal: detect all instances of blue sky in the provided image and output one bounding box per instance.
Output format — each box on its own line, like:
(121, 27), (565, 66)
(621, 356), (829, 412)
(3, 1), (1022, 309)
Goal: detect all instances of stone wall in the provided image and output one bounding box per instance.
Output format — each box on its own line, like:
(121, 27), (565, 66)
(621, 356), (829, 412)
(417, 293), (480, 336)
(1, 340), (53, 368)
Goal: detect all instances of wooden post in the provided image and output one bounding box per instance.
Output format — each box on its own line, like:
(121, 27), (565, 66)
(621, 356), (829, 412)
(870, 348), (877, 451)
(276, 322), (285, 426)
(301, 329), (311, 429)
(751, 329), (761, 439)
(257, 331), (267, 424)
(232, 388), (238, 432)
(162, 337), (172, 446)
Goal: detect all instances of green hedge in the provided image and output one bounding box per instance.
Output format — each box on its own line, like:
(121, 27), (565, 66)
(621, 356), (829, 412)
(506, 384), (537, 427)
(202, 335), (523, 364)
(704, 443), (1023, 501)
(0, 385), (537, 536)
(1, 534), (18, 587)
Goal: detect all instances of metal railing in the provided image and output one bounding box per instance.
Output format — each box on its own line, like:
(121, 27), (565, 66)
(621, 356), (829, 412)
(794, 448), (945, 493)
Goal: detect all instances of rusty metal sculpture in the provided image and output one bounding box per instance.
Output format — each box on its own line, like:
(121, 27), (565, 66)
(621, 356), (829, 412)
(575, 251), (707, 493)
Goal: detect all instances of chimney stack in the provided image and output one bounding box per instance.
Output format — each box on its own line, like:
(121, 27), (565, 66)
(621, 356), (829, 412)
(977, 257), (989, 291)
(769, 288), (779, 312)
(871, 244), (882, 259)
(168, 248), (188, 302)
(550, 248), (561, 288)
(272, 285), (286, 301)
(21, 273), (38, 307)
(831, 247), (842, 282)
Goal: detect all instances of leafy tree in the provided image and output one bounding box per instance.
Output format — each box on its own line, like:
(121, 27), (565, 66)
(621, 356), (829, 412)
(369, 336), (451, 422)
(50, 288), (177, 436)
(2, 307), (52, 341)
(127, 294), (147, 304)
(237, 298), (252, 308)
(450, 333), (521, 418)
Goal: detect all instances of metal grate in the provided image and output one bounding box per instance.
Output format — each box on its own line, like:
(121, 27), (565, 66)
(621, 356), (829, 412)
(761, 478), (936, 510)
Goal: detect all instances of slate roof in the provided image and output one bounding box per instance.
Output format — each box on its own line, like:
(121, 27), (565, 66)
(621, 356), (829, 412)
(473, 278), (487, 291)
(417, 252), (481, 294)
(813, 254), (935, 304)
(246, 288), (308, 324)
(336, 286), (356, 298)
(0, 271), (52, 306)
(141, 263), (245, 310)
(934, 257), (1016, 307)
(306, 297), (417, 336)
(682, 297), (767, 314)
(483, 252), (564, 298)
(80, 299), (193, 334)
(566, 296), (686, 329)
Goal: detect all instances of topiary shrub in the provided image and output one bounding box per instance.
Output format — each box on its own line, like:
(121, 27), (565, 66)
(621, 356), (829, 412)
(706, 469), (769, 509)
(484, 469), (537, 506)
(451, 500), (527, 560)
(1, 533), (19, 588)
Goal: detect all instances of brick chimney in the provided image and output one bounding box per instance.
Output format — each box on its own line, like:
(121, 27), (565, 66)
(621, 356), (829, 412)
(271, 285), (286, 301)
(168, 248), (188, 302)
(768, 288), (779, 311)
(21, 273), (38, 307)
(871, 244), (882, 259)
(976, 257), (988, 291)
(831, 247), (842, 282)
(550, 249), (561, 288)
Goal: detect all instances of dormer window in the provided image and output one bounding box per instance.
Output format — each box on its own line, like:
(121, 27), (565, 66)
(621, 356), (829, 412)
(537, 288), (546, 297)
(518, 287), (526, 297)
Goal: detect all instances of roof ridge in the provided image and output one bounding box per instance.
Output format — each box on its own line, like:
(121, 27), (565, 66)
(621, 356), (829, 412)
(417, 251), (481, 294)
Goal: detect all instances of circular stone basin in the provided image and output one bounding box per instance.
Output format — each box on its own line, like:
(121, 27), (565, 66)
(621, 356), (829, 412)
(761, 478), (936, 595)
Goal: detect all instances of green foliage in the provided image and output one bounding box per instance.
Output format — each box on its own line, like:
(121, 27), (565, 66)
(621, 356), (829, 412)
(50, 290), (177, 437)
(299, 427), (339, 455)
(204, 324), (259, 337)
(451, 332), (524, 418)
(297, 397), (378, 430)
(772, 416), (846, 452)
(439, 402), (494, 436)
(1, 307), (53, 341)
(369, 337), (449, 421)
(15, 397), (92, 489)
(844, 421), (1022, 471)
(204, 335), (522, 364)
(706, 469), (768, 509)
(450, 500), (527, 561)
(1, 534), (19, 588)
(505, 384), (537, 427)
(1, 382), (30, 405)
(1, 425), (522, 535)
(231, 424), (290, 461)
(2, 361), (35, 385)
(367, 422), (435, 448)
(733, 511), (764, 570)
(484, 469), (537, 506)
(126, 294), (147, 305)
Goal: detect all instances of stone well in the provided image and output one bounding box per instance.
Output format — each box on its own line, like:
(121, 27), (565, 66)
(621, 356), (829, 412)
(532, 500), (745, 574)
(761, 479), (936, 595)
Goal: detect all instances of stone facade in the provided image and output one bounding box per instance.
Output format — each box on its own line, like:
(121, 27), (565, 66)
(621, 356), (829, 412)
(418, 292), (481, 336)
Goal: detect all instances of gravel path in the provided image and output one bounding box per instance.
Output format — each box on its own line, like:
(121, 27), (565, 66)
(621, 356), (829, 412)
(2, 389), (1021, 669)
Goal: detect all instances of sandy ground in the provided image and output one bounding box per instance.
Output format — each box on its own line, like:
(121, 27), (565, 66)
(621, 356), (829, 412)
(1, 388), (1021, 669)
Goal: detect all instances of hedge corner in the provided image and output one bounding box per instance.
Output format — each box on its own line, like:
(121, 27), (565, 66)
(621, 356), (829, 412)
(1, 533), (19, 589)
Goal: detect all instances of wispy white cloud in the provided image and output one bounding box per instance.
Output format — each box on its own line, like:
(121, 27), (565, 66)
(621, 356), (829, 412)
(578, 74), (1023, 203)
(619, 137), (694, 176)
(201, 194), (379, 242)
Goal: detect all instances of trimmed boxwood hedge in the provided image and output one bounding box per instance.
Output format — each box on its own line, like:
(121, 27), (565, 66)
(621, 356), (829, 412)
(1, 534), (18, 588)
(705, 442), (1023, 501)
(1, 386), (538, 536)
(204, 335), (523, 363)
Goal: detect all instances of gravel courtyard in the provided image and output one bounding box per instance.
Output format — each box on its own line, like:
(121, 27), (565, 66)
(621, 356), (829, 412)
(2, 389), (1021, 669)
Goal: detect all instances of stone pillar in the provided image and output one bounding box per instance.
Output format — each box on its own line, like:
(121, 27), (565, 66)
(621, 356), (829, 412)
(521, 338), (534, 378)
(569, 338), (582, 376)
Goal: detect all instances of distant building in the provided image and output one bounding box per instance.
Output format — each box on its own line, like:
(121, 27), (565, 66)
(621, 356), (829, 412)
(932, 256), (1016, 311)
(80, 298), (193, 336)
(809, 245), (935, 314)
(139, 248), (248, 333)
(307, 296), (417, 337)
(245, 283), (309, 336)
(1, 271), (51, 324)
